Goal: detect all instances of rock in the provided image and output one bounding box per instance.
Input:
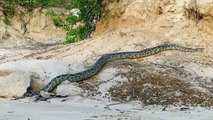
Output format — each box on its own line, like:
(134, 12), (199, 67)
(0, 60), (70, 97)
(56, 84), (84, 96)
(0, 70), (31, 98)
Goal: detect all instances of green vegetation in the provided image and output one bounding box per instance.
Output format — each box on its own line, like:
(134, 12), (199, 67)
(2, 5), (16, 26)
(52, 17), (64, 27)
(1, 0), (103, 43)
(53, 0), (102, 43)
(3, 17), (11, 26)
(4, 5), (16, 15)
(2, 0), (60, 6)
(103, 8), (110, 22)
(45, 9), (57, 16)
(64, 25), (85, 43)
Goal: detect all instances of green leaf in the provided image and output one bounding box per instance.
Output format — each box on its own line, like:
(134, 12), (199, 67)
(52, 17), (64, 27)
(65, 16), (79, 24)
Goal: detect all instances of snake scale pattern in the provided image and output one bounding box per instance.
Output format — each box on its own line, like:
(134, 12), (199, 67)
(29, 44), (203, 97)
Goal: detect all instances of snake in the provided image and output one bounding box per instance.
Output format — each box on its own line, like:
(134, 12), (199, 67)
(25, 44), (203, 98)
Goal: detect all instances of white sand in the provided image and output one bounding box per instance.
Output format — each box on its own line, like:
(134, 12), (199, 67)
(0, 97), (213, 120)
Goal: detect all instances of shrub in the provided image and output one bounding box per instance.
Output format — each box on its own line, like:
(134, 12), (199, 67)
(4, 5), (16, 16)
(3, 17), (11, 26)
(65, 16), (79, 25)
(52, 17), (64, 27)
(63, 0), (102, 43)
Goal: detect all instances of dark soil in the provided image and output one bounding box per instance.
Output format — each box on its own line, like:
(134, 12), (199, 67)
(79, 61), (213, 107)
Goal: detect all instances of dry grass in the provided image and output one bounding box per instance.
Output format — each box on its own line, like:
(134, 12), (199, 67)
(184, 0), (213, 35)
(184, 0), (203, 21)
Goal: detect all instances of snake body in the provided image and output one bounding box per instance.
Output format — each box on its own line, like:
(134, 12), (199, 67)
(39, 44), (203, 94)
